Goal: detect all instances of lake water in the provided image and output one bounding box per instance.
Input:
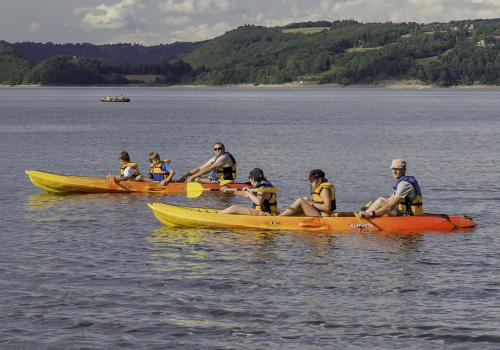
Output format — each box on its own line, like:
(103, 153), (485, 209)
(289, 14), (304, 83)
(1, 86), (499, 349)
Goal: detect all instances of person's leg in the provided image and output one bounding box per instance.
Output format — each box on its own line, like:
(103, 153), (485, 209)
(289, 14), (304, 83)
(221, 205), (256, 215)
(366, 197), (389, 212)
(280, 197), (321, 216)
(196, 177), (213, 183)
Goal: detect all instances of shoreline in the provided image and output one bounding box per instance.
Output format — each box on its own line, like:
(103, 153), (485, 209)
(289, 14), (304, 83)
(1, 80), (499, 89)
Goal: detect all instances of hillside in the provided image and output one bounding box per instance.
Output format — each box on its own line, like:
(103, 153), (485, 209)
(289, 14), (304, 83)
(183, 19), (500, 86)
(2, 18), (500, 86)
(0, 41), (33, 84)
(9, 41), (204, 64)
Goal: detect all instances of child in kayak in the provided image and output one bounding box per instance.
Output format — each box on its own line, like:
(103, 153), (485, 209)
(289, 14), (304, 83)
(112, 151), (143, 182)
(221, 168), (278, 215)
(145, 151), (175, 185)
(280, 169), (336, 217)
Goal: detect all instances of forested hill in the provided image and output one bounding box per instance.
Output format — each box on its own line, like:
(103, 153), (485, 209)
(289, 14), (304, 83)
(183, 18), (500, 86)
(1, 18), (499, 86)
(9, 41), (204, 64)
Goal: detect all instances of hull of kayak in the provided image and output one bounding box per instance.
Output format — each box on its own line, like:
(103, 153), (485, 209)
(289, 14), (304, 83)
(26, 170), (247, 195)
(148, 203), (476, 233)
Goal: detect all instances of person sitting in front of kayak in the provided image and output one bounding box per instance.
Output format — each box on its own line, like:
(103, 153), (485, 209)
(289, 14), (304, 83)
(221, 168), (278, 215)
(180, 142), (237, 183)
(145, 151), (175, 185)
(280, 169), (336, 217)
(359, 159), (423, 218)
(113, 151), (143, 182)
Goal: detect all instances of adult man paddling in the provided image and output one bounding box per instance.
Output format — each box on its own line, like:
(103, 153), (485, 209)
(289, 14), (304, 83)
(180, 142), (237, 183)
(359, 159), (423, 218)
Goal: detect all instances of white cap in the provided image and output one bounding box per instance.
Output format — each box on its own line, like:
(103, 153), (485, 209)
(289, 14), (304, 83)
(391, 159), (407, 169)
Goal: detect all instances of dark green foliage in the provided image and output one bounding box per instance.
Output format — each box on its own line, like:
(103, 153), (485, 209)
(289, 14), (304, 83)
(10, 41), (204, 64)
(23, 56), (126, 85)
(3, 18), (500, 86)
(0, 41), (33, 84)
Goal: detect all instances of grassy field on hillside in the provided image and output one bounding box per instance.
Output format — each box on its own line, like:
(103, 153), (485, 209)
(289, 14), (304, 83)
(282, 27), (329, 34)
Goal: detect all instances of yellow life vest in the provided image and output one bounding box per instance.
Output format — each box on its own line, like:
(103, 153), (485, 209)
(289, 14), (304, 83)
(120, 162), (140, 177)
(311, 182), (336, 213)
(253, 180), (278, 214)
(398, 194), (424, 216)
(149, 159), (171, 181)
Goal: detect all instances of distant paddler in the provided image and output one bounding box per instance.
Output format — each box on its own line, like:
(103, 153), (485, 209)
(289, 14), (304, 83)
(359, 159), (423, 218)
(143, 151), (175, 185)
(221, 168), (278, 215)
(180, 142), (237, 183)
(280, 169), (336, 217)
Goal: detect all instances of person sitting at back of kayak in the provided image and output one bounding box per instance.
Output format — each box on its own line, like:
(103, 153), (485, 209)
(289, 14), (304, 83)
(359, 159), (423, 218)
(180, 142), (237, 183)
(144, 152), (175, 185)
(280, 169), (336, 217)
(221, 168), (278, 215)
(113, 151), (143, 182)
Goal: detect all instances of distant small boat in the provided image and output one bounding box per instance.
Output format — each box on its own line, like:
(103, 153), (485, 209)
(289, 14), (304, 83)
(101, 95), (130, 102)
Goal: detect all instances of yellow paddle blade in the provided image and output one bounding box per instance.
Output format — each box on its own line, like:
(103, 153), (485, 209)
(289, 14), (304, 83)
(219, 180), (234, 186)
(186, 182), (205, 198)
(354, 212), (364, 224)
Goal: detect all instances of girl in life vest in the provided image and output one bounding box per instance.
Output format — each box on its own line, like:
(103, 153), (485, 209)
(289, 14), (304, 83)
(221, 168), (278, 215)
(147, 151), (175, 185)
(280, 169), (336, 217)
(113, 151), (143, 182)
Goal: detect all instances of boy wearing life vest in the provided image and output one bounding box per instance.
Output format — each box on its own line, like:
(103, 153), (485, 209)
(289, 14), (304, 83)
(359, 159), (423, 218)
(146, 152), (175, 185)
(180, 142), (237, 183)
(280, 169), (336, 217)
(221, 168), (278, 215)
(113, 151), (143, 182)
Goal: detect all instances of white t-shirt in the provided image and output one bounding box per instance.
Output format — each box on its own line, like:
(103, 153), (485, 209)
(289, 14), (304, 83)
(122, 166), (136, 178)
(391, 181), (416, 215)
(394, 181), (416, 200)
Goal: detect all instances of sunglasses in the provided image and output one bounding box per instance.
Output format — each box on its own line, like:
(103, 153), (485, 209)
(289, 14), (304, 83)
(213, 147), (223, 151)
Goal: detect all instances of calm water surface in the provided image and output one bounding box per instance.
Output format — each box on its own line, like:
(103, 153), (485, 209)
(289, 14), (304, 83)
(1, 87), (500, 349)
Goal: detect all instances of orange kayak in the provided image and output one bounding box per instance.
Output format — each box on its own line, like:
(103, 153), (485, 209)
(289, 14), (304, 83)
(25, 169), (248, 195)
(148, 203), (477, 233)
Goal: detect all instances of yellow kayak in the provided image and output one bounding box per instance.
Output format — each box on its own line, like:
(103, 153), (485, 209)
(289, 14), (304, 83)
(148, 203), (476, 233)
(25, 170), (247, 194)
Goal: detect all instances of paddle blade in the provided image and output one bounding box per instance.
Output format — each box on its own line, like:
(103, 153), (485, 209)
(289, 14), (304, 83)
(186, 182), (205, 198)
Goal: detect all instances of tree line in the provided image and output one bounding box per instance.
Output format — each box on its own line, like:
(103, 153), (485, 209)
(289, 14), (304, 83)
(1, 18), (499, 86)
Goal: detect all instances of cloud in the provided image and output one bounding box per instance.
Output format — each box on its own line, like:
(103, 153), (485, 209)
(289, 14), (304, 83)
(158, 0), (233, 15)
(319, 0), (500, 23)
(79, 0), (145, 30)
(162, 15), (191, 26)
(29, 22), (42, 34)
(169, 22), (231, 41)
(110, 29), (166, 45)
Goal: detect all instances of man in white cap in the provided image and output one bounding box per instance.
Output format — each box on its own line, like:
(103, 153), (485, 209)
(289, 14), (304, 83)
(359, 159), (423, 218)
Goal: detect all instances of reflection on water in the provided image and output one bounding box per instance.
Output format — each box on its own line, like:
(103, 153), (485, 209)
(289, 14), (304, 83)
(4, 87), (500, 349)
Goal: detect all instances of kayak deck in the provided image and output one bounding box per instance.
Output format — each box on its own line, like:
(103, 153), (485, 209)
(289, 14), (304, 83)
(148, 203), (476, 233)
(26, 169), (248, 195)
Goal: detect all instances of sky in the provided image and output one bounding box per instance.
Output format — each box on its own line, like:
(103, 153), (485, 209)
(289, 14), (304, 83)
(1, 0), (499, 45)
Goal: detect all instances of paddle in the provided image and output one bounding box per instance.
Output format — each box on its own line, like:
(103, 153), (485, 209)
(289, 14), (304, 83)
(354, 212), (381, 231)
(186, 181), (280, 199)
(106, 173), (130, 192)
